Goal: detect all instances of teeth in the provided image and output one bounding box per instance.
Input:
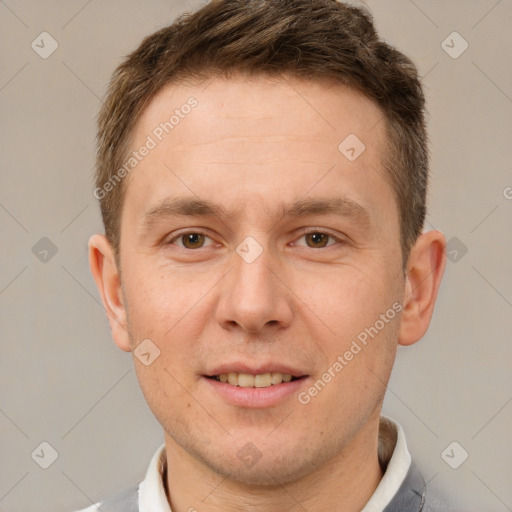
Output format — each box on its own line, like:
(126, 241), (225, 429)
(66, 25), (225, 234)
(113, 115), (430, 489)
(271, 372), (283, 385)
(214, 372), (295, 387)
(238, 373), (254, 387)
(254, 373), (272, 388)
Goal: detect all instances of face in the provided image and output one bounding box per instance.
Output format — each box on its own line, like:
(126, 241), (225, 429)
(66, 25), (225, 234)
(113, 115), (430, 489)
(115, 76), (406, 485)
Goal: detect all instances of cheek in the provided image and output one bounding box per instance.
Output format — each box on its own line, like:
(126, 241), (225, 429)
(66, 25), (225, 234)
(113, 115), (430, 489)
(305, 263), (402, 397)
(306, 264), (400, 339)
(124, 265), (201, 332)
(125, 269), (204, 423)
(133, 361), (202, 440)
(123, 264), (215, 377)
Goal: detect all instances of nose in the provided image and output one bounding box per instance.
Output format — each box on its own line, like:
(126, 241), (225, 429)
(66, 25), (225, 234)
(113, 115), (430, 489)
(214, 239), (293, 334)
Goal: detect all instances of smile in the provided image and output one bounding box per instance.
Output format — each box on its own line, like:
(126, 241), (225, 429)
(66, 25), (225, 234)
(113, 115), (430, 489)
(203, 372), (309, 408)
(208, 372), (300, 388)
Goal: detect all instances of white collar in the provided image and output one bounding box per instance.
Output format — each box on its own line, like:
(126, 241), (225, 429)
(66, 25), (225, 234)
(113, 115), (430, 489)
(361, 415), (411, 511)
(139, 415), (411, 512)
(139, 443), (171, 512)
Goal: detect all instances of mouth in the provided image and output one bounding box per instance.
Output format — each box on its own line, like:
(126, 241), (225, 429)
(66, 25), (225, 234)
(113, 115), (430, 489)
(205, 372), (306, 388)
(202, 362), (309, 407)
(202, 371), (309, 408)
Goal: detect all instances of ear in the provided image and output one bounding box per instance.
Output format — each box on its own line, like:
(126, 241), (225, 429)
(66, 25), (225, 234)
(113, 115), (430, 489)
(398, 230), (446, 346)
(88, 234), (131, 352)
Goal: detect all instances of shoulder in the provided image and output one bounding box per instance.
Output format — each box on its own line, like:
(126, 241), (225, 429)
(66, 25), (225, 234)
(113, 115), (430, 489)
(423, 484), (462, 512)
(72, 483), (140, 512)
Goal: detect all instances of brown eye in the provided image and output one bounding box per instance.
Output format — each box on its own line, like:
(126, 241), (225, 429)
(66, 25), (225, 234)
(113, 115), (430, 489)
(305, 232), (330, 248)
(180, 232), (206, 249)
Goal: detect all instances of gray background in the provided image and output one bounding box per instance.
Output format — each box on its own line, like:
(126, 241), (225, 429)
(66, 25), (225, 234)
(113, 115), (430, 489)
(1, 1), (511, 511)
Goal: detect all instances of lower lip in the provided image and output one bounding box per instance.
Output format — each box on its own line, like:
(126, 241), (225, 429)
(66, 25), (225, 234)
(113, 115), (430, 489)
(202, 376), (308, 408)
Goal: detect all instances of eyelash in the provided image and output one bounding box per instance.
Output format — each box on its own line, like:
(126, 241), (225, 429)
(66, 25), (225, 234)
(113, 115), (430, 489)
(165, 229), (344, 250)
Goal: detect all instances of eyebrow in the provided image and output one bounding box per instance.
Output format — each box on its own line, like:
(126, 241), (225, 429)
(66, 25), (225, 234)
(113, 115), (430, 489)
(140, 195), (371, 234)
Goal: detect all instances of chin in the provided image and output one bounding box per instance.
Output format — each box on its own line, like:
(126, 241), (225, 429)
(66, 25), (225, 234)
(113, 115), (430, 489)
(213, 456), (315, 488)
(195, 436), (331, 488)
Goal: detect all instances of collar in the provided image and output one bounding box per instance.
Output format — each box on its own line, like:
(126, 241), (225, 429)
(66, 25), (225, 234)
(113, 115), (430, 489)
(139, 416), (417, 512)
(139, 444), (171, 512)
(361, 415), (413, 511)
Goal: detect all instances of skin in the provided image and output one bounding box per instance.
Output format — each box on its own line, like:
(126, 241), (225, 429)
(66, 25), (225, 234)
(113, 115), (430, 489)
(89, 75), (446, 512)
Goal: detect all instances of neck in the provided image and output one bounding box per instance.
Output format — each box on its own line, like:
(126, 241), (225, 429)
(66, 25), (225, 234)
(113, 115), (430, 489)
(164, 413), (385, 512)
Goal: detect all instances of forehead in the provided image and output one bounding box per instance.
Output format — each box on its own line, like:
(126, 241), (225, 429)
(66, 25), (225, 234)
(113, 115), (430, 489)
(123, 75), (395, 231)
(134, 75), (385, 151)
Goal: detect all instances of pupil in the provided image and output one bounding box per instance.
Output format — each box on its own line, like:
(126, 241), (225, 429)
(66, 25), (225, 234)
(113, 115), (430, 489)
(307, 232), (327, 248)
(184, 233), (204, 248)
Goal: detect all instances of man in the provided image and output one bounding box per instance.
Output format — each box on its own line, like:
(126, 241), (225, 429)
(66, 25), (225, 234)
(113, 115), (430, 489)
(82, 0), (449, 510)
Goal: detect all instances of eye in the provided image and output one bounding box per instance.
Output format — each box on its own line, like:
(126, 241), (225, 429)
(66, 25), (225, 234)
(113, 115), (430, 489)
(167, 231), (215, 249)
(293, 230), (342, 249)
(165, 229), (342, 250)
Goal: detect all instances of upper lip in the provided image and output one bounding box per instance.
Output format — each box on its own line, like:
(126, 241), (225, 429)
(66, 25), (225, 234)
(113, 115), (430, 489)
(205, 361), (308, 378)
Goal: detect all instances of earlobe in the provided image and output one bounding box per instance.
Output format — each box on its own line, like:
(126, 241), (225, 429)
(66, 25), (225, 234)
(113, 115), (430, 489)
(398, 230), (446, 347)
(88, 234), (132, 352)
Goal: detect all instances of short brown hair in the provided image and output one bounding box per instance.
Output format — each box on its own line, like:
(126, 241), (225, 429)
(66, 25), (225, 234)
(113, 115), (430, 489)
(95, 0), (428, 265)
